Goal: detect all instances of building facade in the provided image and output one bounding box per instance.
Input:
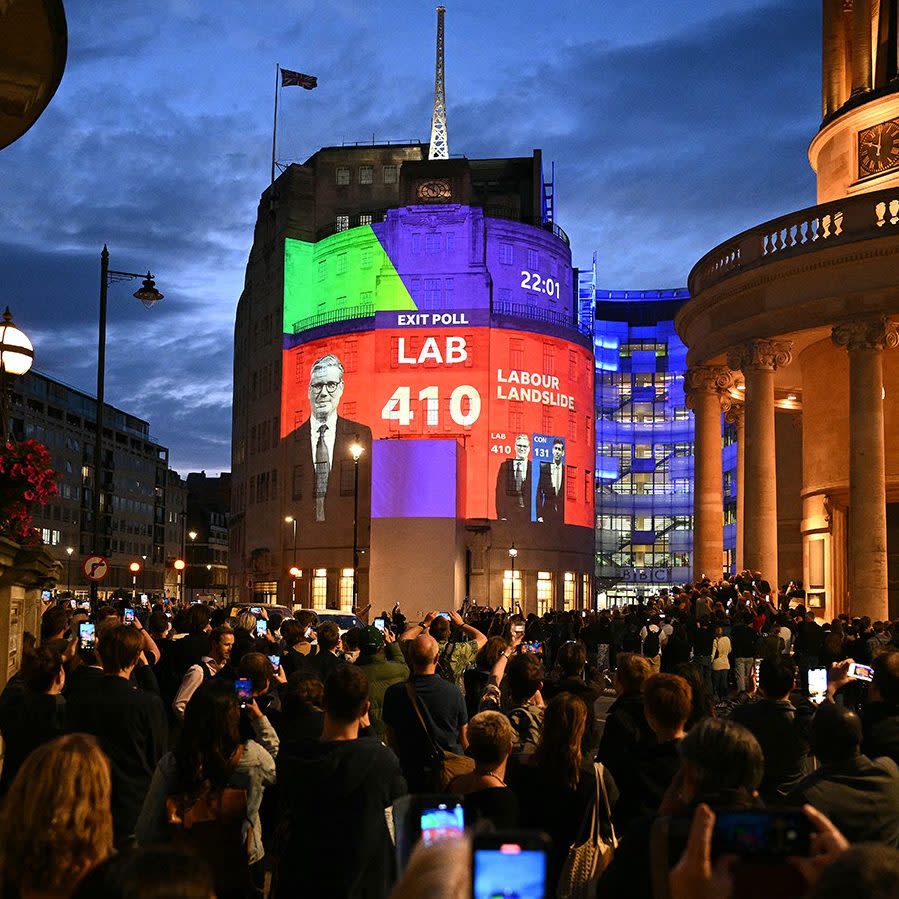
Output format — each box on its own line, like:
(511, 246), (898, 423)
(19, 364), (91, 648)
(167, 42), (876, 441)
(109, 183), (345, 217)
(677, 0), (899, 620)
(184, 471), (230, 601)
(231, 145), (595, 614)
(12, 369), (185, 598)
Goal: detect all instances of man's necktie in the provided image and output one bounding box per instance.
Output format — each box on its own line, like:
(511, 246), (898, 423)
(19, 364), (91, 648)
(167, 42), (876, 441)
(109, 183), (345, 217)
(315, 423), (329, 521)
(515, 461), (524, 507)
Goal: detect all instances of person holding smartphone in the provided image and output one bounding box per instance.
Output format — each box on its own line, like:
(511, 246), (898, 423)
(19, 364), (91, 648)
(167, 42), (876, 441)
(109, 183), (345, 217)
(171, 626), (236, 720)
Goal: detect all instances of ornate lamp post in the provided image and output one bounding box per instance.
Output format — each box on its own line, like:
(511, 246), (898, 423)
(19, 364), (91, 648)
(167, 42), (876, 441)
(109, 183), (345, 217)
(508, 542), (518, 612)
(0, 307), (34, 439)
(350, 442), (364, 613)
(129, 560), (140, 602)
(65, 546), (74, 594)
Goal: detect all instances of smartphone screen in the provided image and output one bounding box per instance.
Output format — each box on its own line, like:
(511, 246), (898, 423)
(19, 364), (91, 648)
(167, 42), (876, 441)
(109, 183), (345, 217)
(78, 621), (96, 651)
(522, 641), (543, 654)
(374, 618), (386, 632)
(268, 654), (281, 673)
(436, 612), (450, 620)
(255, 619), (268, 638)
(250, 606), (262, 615)
(419, 803), (464, 847)
(41, 589), (53, 603)
(712, 809), (811, 858)
(808, 667), (827, 704)
(848, 662), (874, 683)
(473, 834), (549, 899)
(123, 608), (135, 624)
(234, 677), (253, 708)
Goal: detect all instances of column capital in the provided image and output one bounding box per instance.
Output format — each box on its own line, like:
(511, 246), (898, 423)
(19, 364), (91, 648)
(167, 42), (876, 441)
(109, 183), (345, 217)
(684, 365), (734, 410)
(725, 402), (745, 426)
(832, 317), (899, 352)
(726, 339), (793, 373)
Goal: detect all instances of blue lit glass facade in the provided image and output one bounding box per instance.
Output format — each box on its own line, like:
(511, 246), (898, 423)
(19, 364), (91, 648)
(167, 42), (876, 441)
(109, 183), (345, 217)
(580, 261), (734, 602)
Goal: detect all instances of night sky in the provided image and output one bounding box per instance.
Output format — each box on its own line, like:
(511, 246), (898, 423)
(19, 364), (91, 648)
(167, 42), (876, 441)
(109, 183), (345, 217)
(2, 0), (821, 475)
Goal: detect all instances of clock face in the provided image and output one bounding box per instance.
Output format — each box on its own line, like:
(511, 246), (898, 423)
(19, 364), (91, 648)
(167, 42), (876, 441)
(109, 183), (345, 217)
(416, 179), (451, 202)
(858, 119), (899, 178)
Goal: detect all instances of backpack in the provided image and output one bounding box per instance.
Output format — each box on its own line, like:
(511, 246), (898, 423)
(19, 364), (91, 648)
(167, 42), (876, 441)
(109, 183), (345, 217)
(643, 629), (660, 658)
(436, 642), (457, 684)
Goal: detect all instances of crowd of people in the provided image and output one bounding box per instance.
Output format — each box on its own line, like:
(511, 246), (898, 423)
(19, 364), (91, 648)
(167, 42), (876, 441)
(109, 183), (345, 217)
(0, 570), (897, 898)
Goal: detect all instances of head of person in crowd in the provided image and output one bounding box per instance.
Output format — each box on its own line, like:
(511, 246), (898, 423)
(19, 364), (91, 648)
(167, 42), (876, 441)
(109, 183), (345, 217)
(613, 652), (652, 697)
(673, 662), (716, 726)
(294, 609), (316, 638)
(505, 652), (544, 707)
(643, 673), (692, 742)
(175, 680), (242, 793)
(316, 620), (341, 655)
(409, 634), (440, 674)
(71, 846), (215, 899)
(534, 692), (588, 790)
(555, 640), (587, 680)
(428, 614), (451, 643)
(268, 611), (284, 634)
(238, 652), (273, 698)
(322, 665), (370, 738)
(475, 635), (508, 672)
(208, 625), (235, 665)
(342, 626), (361, 657)
(147, 610), (170, 641)
(358, 624), (387, 657)
(0, 734), (113, 897)
(467, 710), (513, 776)
(679, 718), (763, 806)
(758, 654), (796, 700)
(281, 618), (303, 649)
(811, 703), (863, 765)
(871, 649), (899, 705)
(95, 605), (121, 627)
(805, 844), (899, 899)
(21, 644), (65, 695)
(40, 605), (69, 644)
(234, 610), (257, 635)
(283, 670), (324, 717)
(184, 602), (212, 634)
(98, 625), (143, 677)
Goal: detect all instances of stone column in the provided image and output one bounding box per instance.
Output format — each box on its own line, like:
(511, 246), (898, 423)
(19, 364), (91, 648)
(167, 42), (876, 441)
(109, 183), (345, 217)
(728, 340), (793, 589)
(726, 403), (745, 572)
(852, 0), (873, 95)
(832, 318), (898, 621)
(685, 366), (733, 581)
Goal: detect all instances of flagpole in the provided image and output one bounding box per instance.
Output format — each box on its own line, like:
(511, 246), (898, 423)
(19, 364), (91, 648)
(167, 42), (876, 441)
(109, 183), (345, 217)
(271, 63), (280, 187)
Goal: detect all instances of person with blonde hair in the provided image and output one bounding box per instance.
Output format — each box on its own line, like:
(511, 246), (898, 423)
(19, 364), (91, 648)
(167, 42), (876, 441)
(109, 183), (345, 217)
(0, 733), (114, 898)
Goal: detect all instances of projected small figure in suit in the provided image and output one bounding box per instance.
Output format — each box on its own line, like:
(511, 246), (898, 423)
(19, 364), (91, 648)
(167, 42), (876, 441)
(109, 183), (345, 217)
(537, 438), (565, 526)
(495, 433), (533, 524)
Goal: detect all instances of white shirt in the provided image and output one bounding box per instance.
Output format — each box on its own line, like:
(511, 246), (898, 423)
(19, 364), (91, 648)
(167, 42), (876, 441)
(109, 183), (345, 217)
(172, 656), (225, 719)
(310, 411), (338, 468)
(551, 462), (563, 493)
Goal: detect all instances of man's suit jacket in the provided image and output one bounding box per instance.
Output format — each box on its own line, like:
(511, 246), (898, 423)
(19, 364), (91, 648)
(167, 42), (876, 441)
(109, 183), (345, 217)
(537, 461), (565, 525)
(291, 416), (372, 531)
(495, 458), (533, 522)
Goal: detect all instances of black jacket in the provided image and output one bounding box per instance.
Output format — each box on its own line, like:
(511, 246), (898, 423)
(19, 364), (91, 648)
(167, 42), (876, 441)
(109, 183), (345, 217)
(274, 737), (406, 899)
(597, 692), (657, 791)
(0, 691), (65, 795)
(863, 701), (899, 766)
(786, 753), (899, 846)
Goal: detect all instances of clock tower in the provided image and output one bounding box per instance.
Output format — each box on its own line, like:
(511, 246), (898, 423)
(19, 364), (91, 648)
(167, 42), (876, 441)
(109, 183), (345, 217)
(811, 0), (899, 201)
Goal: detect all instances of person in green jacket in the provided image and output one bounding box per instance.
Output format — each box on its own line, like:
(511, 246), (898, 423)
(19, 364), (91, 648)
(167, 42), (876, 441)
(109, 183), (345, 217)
(355, 625), (409, 738)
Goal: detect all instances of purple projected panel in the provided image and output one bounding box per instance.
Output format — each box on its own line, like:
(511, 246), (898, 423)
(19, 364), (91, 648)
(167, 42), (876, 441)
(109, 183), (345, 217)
(372, 439), (458, 518)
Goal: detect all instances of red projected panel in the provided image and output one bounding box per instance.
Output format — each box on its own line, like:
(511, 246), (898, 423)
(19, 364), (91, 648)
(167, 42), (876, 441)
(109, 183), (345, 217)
(281, 324), (593, 529)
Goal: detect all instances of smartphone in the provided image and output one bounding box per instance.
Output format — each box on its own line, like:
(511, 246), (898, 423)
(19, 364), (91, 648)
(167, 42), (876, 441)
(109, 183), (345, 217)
(78, 621), (96, 651)
(581, 610), (587, 618)
(250, 606), (262, 615)
(374, 618), (386, 632)
(522, 641), (543, 654)
(712, 809), (811, 858)
(472, 831), (550, 899)
(808, 667), (827, 704)
(848, 662), (874, 683)
(78, 600), (91, 611)
(268, 654), (281, 674)
(234, 677), (253, 708)
(436, 612), (451, 620)
(123, 608), (135, 624)
(419, 802), (465, 847)
(41, 589), (53, 603)
(255, 619), (268, 638)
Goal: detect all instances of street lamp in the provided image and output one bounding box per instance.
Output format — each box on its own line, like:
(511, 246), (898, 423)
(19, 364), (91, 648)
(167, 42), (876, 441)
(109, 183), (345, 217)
(350, 442), (364, 612)
(284, 515), (298, 605)
(129, 560), (140, 602)
(91, 246), (163, 603)
(508, 542), (518, 612)
(0, 307), (35, 439)
(173, 558), (185, 605)
(187, 529), (197, 602)
(65, 546), (74, 594)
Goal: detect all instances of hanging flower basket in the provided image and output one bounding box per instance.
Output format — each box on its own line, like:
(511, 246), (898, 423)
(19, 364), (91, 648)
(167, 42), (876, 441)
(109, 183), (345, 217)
(0, 439), (58, 544)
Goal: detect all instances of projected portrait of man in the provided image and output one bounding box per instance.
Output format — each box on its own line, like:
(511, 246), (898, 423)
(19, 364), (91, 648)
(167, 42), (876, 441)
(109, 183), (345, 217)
(537, 438), (565, 526)
(293, 353), (372, 525)
(495, 433), (533, 524)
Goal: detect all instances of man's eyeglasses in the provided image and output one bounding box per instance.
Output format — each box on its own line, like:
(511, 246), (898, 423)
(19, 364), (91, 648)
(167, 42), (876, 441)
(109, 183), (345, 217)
(310, 380), (342, 395)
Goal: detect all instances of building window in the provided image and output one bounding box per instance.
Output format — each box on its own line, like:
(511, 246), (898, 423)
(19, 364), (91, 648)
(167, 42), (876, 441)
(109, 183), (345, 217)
(359, 213), (373, 226)
(339, 568), (354, 612)
(336, 167), (350, 186)
(412, 234), (422, 255)
(358, 165), (373, 184)
(360, 247), (373, 268)
(426, 233), (442, 255)
(582, 573), (591, 609)
(424, 278), (441, 306)
(498, 287), (512, 304)
(336, 252), (348, 274)
(510, 338), (524, 370)
(502, 569), (521, 611)
(527, 249), (539, 269)
(312, 568), (328, 610)
(537, 571), (553, 615)
(563, 572), (576, 611)
(500, 242), (513, 265)
(566, 465), (577, 500)
(383, 164), (398, 184)
(335, 215), (350, 232)
(543, 343), (555, 375)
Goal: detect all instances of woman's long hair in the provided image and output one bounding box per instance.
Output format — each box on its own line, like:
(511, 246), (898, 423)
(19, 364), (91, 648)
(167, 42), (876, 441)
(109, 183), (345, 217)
(534, 692), (587, 791)
(175, 679), (242, 794)
(0, 733), (113, 895)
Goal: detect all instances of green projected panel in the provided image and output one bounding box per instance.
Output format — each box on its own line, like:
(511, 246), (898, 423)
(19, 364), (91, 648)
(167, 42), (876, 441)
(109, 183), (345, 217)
(283, 226), (415, 333)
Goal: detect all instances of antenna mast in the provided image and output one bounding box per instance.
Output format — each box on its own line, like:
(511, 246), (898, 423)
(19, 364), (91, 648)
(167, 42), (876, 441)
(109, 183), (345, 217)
(428, 6), (449, 160)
